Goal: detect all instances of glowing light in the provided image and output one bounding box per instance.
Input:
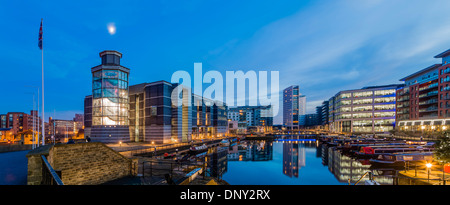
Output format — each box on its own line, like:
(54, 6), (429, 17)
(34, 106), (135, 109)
(107, 23), (116, 35)
(426, 163), (432, 168)
(421, 126), (425, 130)
(444, 126), (447, 130)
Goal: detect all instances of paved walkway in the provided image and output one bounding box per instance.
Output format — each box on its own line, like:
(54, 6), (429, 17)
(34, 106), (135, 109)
(399, 169), (450, 185)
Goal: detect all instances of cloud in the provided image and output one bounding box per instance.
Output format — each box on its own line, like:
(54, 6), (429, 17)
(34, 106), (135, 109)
(210, 0), (450, 118)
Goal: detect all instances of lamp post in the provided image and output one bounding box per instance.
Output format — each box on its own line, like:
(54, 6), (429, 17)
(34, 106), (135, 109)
(426, 163), (432, 182)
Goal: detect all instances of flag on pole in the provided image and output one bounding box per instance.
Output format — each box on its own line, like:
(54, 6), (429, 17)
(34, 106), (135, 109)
(38, 19), (43, 50)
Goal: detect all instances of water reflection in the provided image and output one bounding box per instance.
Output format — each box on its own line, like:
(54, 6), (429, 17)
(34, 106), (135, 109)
(227, 140), (273, 161)
(323, 145), (394, 185)
(215, 135), (395, 185)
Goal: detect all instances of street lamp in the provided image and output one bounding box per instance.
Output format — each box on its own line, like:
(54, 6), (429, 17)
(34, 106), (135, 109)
(426, 163), (432, 182)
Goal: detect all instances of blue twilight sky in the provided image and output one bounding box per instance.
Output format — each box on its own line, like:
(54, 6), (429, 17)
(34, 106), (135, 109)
(2, 0), (450, 124)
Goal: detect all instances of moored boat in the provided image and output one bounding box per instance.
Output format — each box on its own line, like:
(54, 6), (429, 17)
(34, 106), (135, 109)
(220, 139), (230, 147)
(189, 144), (208, 154)
(369, 152), (434, 167)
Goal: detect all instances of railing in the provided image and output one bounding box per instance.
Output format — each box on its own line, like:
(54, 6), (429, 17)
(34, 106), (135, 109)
(419, 99), (438, 105)
(419, 91), (438, 98)
(419, 107), (438, 112)
(351, 171), (375, 185)
(41, 155), (64, 185)
(419, 83), (438, 91)
(140, 155), (227, 184)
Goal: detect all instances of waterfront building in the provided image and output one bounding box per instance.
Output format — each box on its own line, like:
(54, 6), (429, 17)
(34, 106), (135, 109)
(127, 81), (192, 144)
(304, 113), (320, 127)
(328, 84), (403, 134)
(88, 50), (130, 143)
(227, 120), (238, 136)
(396, 48), (450, 132)
(283, 85), (300, 130)
(321, 101), (329, 126)
(83, 50), (228, 144)
(126, 82), (227, 144)
(299, 95), (306, 116)
(227, 106), (273, 133)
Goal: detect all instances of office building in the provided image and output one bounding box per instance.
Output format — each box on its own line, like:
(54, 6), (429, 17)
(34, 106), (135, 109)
(328, 84), (403, 134)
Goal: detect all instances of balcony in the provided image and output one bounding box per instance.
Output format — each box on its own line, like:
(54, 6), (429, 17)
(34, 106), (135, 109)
(419, 83), (438, 92)
(397, 110), (409, 114)
(418, 98), (438, 106)
(397, 97), (410, 102)
(398, 91), (410, 96)
(419, 91), (438, 99)
(419, 114), (439, 119)
(419, 106), (438, 113)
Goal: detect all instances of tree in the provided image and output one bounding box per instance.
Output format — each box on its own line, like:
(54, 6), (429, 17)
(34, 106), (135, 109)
(434, 131), (450, 164)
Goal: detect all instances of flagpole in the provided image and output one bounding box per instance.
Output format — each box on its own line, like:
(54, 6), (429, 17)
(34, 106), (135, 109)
(41, 18), (45, 146)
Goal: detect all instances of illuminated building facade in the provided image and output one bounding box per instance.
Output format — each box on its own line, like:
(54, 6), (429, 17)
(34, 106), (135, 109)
(192, 94), (228, 140)
(227, 105), (272, 133)
(283, 85), (300, 130)
(328, 84), (403, 134)
(396, 48), (450, 133)
(89, 50), (130, 143)
(128, 81), (192, 144)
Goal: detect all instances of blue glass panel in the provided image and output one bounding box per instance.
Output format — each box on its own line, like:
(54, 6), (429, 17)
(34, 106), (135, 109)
(103, 89), (118, 98)
(102, 70), (118, 78)
(104, 78), (118, 88)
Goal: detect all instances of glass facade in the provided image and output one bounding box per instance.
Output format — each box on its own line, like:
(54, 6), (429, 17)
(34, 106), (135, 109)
(328, 85), (402, 134)
(92, 68), (129, 126)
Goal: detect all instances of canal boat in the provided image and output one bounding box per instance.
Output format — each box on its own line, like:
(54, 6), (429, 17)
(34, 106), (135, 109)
(220, 139), (230, 147)
(354, 146), (434, 159)
(369, 152), (434, 167)
(189, 144), (208, 154)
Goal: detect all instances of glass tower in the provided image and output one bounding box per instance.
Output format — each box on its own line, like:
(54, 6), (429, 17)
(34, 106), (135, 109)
(90, 50), (130, 143)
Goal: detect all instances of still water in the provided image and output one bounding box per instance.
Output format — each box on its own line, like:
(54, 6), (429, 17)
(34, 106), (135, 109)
(220, 136), (394, 185)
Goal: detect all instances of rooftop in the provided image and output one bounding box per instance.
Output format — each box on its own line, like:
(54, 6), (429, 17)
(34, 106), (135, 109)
(434, 48), (450, 58)
(399, 64), (441, 81)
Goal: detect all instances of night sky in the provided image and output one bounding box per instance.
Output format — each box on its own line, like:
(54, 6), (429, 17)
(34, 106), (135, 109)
(2, 0), (450, 124)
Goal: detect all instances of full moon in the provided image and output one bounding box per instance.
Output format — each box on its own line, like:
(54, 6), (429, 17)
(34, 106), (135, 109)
(107, 23), (116, 35)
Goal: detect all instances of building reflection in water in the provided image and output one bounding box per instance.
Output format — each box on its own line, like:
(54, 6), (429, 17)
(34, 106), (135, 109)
(227, 140), (273, 161)
(324, 146), (394, 185)
(206, 146), (229, 178)
(280, 136), (316, 178)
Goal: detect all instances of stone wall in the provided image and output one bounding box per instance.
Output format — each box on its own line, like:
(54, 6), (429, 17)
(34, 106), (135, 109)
(27, 142), (138, 185)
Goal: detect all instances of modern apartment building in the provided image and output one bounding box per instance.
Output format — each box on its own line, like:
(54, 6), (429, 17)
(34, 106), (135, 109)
(192, 94), (228, 140)
(396, 48), (450, 132)
(0, 111), (41, 136)
(227, 106), (273, 126)
(283, 86), (300, 130)
(328, 84), (403, 134)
